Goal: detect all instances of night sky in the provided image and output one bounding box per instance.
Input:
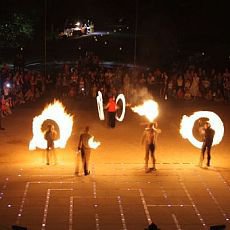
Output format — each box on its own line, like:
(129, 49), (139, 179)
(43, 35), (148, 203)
(2, 0), (230, 43)
(1, 0), (230, 66)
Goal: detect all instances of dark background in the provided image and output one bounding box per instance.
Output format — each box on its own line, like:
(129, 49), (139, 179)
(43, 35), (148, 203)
(1, 0), (230, 68)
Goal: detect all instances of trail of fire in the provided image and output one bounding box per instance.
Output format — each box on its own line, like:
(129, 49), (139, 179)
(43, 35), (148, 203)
(180, 111), (224, 149)
(29, 100), (73, 150)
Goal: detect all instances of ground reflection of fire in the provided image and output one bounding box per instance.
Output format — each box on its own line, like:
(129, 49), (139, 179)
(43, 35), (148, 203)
(131, 99), (159, 122)
(180, 111), (224, 149)
(29, 100), (73, 150)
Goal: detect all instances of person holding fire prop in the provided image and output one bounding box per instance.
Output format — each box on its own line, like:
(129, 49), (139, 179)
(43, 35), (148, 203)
(141, 122), (161, 173)
(75, 126), (100, 176)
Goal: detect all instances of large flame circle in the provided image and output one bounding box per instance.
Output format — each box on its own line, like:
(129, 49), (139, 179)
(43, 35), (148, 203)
(180, 111), (224, 149)
(29, 100), (73, 150)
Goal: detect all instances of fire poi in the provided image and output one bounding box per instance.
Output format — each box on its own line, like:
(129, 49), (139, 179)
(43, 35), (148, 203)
(29, 100), (73, 150)
(88, 136), (101, 149)
(96, 91), (126, 122)
(180, 111), (224, 149)
(96, 91), (105, 120)
(131, 99), (159, 122)
(115, 93), (126, 121)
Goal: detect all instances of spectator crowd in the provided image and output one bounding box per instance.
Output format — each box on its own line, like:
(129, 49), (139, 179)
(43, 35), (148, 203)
(1, 53), (230, 119)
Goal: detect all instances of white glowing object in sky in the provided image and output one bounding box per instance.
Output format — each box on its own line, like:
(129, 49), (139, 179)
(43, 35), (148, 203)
(131, 99), (159, 122)
(88, 136), (101, 149)
(29, 100), (73, 150)
(180, 111), (224, 149)
(96, 91), (105, 120)
(115, 93), (126, 122)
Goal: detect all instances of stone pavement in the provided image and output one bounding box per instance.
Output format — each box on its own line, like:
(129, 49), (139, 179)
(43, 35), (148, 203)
(0, 163), (229, 230)
(0, 97), (230, 229)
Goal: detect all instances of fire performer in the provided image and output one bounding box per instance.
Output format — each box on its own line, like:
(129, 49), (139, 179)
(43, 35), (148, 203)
(199, 121), (215, 168)
(104, 95), (118, 128)
(77, 126), (92, 176)
(141, 122), (161, 172)
(44, 124), (57, 165)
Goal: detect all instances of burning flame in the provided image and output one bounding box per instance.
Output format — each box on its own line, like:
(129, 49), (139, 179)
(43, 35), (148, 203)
(180, 111), (224, 149)
(131, 99), (159, 122)
(115, 93), (126, 122)
(88, 136), (101, 149)
(29, 100), (73, 150)
(96, 91), (105, 120)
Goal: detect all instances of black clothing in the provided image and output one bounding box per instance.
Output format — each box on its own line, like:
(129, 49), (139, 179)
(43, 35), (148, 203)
(78, 132), (92, 175)
(45, 130), (55, 149)
(201, 126), (215, 166)
(108, 112), (116, 128)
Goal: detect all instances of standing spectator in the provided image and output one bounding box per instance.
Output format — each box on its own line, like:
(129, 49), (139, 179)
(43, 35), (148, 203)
(0, 95), (5, 130)
(190, 72), (200, 100)
(176, 74), (184, 99)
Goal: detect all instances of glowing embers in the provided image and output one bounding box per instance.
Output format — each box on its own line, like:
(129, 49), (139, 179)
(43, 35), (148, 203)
(180, 111), (224, 149)
(29, 100), (73, 150)
(131, 99), (159, 122)
(88, 136), (101, 149)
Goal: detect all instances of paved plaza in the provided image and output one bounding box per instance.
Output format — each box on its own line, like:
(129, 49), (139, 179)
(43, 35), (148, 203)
(0, 97), (230, 230)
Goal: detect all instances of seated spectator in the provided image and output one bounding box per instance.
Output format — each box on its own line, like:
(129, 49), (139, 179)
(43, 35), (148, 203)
(24, 88), (34, 102)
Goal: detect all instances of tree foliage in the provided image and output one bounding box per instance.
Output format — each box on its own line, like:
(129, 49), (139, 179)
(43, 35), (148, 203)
(0, 13), (33, 48)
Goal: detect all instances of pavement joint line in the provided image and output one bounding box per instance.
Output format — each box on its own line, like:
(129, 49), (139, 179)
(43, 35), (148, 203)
(41, 189), (72, 230)
(179, 180), (207, 229)
(214, 169), (230, 192)
(117, 196), (128, 230)
(16, 182), (29, 224)
(127, 189), (153, 225)
(158, 182), (182, 230)
(69, 195), (101, 230)
(147, 204), (193, 207)
(93, 181), (100, 230)
(197, 172), (230, 222)
(10, 168), (230, 229)
(172, 213), (182, 230)
(16, 181), (74, 225)
(69, 196), (73, 230)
